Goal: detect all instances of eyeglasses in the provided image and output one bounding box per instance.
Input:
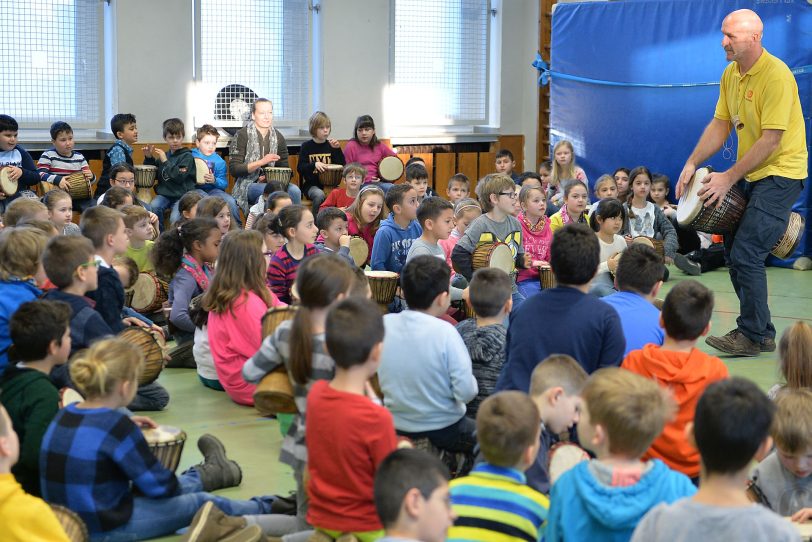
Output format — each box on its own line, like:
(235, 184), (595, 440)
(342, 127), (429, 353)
(114, 179), (135, 186)
(498, 191), (518, 199)
(80, 260), (101, 268)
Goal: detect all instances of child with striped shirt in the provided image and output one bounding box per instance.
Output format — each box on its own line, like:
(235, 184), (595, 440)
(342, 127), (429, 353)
(266, 204), (319, 304)
(37, 121), (96, 211)
(448, 391), (549, 542)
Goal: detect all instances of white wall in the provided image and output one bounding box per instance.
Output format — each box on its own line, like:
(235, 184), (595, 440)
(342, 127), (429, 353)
(114, 0), (538, 166)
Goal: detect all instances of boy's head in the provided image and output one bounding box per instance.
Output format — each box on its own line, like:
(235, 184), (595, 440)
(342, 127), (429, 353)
(112, 255), (139, 289)
(102, 186), (134, 209)
(80, 205), (129, 254)
(3, 198), (48, 227)
(109, 163), (136, 193)
(650, 174), (670, 202)
(0, 226), (48, 282)
(529, 354), (588, 433)
(0, 403), (20, 469)
(405, 163), (430, 198)
(469, 268), (512, 318)
(614, 243), (663, 296)
(477, 174), (516, 214)
(50, 121), (74, 156)
(120, 204), (153, 242)
(446, 173), (470, 203)
(477, 391), (541, 469)
(162, 118), (185, 151)
(495, 149), (516, 175)
(385, 183), (419, 222)
(374, 449), (453, 542)
(579, 368), (675, 459)
(518, 172), (542, 189)
(693, 377), (774, 475)
(266, 191), (293, 214)
(195, 124), (219, 156)
(111, 113), (137, 144)
(0, 115), (19, 151)
(550, 224), (599, 286)
(9, 300), (71, 364)
(401, 255), (450, 311)
(343, 163), (366, 192)
(326, 297), (385, 372)
(308, 110), (331, 139)
(660, 279), (713, 341)
(316, 207), (349, 245)
(416, 197), (454, 239)
(43, 234), (98, 290)
(772, 389), (812, 478)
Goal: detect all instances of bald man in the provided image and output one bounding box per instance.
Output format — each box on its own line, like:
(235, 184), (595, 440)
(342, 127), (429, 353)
(676, 9), (807, 357)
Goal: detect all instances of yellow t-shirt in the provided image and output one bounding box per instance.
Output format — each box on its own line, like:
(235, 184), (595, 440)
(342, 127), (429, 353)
(714, 49), (808, 181)
(0, 474), (70, 542)
(126, 240), (155, 273)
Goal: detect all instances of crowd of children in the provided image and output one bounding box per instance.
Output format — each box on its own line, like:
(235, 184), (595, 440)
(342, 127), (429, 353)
(0, 106), (809, 542)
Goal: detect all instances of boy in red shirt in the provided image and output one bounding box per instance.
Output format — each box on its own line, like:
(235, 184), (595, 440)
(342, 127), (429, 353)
(306, 296), (397, 540)
(319, 163), (365, 211)
(622, 280), (729, 481)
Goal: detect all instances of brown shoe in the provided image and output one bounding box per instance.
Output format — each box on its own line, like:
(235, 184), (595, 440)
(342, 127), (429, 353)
(706, 329), (759, 357)
(761, 336), (776, 353)
(183, 501), (249, 542)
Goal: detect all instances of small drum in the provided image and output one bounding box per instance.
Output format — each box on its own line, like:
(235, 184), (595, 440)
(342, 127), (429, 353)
(349, 236), (370, 267)
(254, 367), (298, 416)
(65, 172), (92, 200)
(632, 236), (664, 260)
(130, 272), (169, 314)
(142, 425), (187, 472)
(59, 387), (84, 409)
(318, 164), (344, 187)
(0, 167), (18, 196)
(379, 156), (404, 182)
(365, 270), (399, 307)
(548, 442), (590, 485)
(118, 326), (167, 386)
(472, 242), (514, 274)
(134, 164), (157, 188)
(263, 167), (293, 190)
(772, 212), (805, 259)
(677, 166), (746, 234)
(51, 504), (89, 542)
(261, 306), (298, 339)
(538, 264), (555, 289)
(194, 158), (210, 185)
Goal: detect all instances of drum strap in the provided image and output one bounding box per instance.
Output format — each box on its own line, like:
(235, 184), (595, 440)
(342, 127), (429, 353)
(181, 255), (212, 290)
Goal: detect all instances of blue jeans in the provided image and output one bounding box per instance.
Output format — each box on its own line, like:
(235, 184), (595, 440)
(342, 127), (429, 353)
(248, 182), (301, 206)
(588, 272), (617, 298)
(127, 381), (170, 412)
(366, 181), (393, 195)
(89, 469), (275, 542)
(725, 176), (804, 343)
(305, 186), (326, 215)
(149, 195), (180, 231)
(195, 188), (242, 228)
(517, 279), (541, 299)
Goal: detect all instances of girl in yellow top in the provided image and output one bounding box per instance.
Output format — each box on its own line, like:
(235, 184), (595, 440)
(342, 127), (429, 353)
(549, 180), (589, 231)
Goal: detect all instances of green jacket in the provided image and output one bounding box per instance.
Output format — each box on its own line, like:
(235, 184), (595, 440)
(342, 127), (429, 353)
(0, 365), (60, 496)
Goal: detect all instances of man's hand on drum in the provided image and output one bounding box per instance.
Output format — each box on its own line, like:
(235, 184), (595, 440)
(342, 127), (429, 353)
(314, 162), (328, 173)
(130, 415), (158, 429)
(698, 169), (736, 209)
(675, 162), (696, 199)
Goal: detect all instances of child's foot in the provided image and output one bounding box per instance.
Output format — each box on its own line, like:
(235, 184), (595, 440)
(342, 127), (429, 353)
(194, 434), (243, 491)
(183, 501), (261, 542)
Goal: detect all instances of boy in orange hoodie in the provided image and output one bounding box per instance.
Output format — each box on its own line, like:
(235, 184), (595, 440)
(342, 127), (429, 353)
(622, 279), (728, 483)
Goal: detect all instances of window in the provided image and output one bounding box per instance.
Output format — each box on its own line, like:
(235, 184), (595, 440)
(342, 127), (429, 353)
(197, 0), (311, 127)
(0, 0), (103, 128)
(390, 0), (490, 126)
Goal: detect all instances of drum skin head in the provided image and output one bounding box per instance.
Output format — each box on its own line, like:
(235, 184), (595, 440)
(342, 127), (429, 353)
(349, 237), (369, 267)
(142, 424), (184, 444)
(379, 156), (404, 182)
(676, 166), (711, 225)
(0, 167), (18, 196)
(194, 158), (209, 184)
(490, 243), (514, 274)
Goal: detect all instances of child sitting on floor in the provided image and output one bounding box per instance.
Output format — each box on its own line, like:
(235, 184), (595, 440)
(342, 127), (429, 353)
(371, 183), (421, 273)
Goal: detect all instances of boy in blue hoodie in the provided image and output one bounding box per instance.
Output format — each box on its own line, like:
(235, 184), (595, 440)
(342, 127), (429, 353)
(0, 227), (48, 373)
(191, 124), (242, 227)
(546, 367), (695, 541)
(0, 114), (42, 211)
(371, 183), (421, 273)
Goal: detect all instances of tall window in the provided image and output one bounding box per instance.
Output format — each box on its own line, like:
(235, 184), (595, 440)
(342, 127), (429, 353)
(0, 0), (103, 127)
(198, 0), (311, 126)
(391, 0), (490, 126)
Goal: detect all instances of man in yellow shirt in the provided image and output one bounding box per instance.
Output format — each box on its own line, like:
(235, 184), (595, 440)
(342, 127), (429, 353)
(676, 9), (807, 357)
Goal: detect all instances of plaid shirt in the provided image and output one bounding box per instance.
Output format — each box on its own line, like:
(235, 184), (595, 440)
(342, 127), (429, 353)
(40, 404), (179, 533)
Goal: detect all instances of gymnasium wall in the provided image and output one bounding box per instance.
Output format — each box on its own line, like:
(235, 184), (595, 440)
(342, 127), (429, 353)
(114, 0), (539, 167)
(547, 0), (812, 262)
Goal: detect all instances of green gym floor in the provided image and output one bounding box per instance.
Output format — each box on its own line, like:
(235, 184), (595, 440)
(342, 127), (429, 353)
(150, 266), (811, 541)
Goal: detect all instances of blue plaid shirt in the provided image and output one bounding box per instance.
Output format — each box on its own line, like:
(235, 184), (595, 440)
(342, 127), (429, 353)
(40, 404), (179, 533)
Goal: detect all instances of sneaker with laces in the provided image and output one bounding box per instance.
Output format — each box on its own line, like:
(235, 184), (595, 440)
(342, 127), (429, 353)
(706, 329), (760, 357)
(194, 434), (243, 491)
(674, 253), (701, 276)
(183, 501), (260, 542)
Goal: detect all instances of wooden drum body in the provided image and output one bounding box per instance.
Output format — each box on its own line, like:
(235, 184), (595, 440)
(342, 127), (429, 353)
(538, 265), (555, 289)
(365, 270), (399, 307)
(118, 326), (166, 386)
(51, 504), (89, 542)
(318, 164), (344, 187)
(254, 367), (298, 416)
(130, 272), (169, 314)
(632, 236), (664, 259)
(772, 212), (805, 259)
(261, 306), (298, 339)
(677, 166), (745, 234)
(134, 165), (157, 189)
(142, 425), (187, 472)
(263, 167), (293, 190)
(65, 172), (92, 200)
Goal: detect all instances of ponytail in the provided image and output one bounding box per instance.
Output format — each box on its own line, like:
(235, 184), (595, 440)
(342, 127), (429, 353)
(152, 217), (219, 278)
